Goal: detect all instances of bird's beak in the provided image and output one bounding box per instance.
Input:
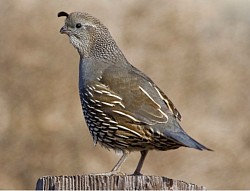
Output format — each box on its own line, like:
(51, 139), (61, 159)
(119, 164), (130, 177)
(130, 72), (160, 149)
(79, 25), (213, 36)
(60, 25), (69, 34)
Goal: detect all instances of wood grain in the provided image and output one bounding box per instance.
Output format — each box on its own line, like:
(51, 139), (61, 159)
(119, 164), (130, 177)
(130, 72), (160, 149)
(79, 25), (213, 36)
(36, 175), (206, 190)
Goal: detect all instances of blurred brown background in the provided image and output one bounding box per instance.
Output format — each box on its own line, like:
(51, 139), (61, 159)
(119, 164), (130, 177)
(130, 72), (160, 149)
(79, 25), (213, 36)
(0, 0), (250, 189)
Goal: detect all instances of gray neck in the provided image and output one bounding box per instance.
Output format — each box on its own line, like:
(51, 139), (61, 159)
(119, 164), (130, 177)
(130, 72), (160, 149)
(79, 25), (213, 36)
(78, 28), (126, 63)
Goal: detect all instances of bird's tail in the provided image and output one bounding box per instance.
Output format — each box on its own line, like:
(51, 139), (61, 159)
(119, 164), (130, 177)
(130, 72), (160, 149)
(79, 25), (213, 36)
(181, 133), (213, 151)
(160, 116), (213, 151)
(164, 129), (213, 151)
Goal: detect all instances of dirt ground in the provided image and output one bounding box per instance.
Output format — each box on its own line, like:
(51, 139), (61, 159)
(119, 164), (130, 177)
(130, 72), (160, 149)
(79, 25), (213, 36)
(0, 0), (249, 189)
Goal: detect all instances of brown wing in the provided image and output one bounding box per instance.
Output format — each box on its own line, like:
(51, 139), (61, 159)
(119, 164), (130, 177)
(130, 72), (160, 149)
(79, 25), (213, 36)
(153, 86), (182, 121)
(88, 63), (181, 126)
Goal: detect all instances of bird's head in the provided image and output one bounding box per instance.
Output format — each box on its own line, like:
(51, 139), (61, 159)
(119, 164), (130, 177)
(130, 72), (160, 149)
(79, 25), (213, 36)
(58, 11), (122, 60)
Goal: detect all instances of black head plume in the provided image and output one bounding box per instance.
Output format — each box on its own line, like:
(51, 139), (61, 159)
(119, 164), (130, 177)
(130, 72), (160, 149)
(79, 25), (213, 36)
(58, 11), (69, 18)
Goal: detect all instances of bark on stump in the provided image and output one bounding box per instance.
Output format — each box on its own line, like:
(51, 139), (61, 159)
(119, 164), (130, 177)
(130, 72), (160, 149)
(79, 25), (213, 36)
(36, 175), (206, 190)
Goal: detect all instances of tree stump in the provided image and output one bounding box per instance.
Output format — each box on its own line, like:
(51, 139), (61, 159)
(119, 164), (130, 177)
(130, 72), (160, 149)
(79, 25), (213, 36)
(36, 175), (206, 190)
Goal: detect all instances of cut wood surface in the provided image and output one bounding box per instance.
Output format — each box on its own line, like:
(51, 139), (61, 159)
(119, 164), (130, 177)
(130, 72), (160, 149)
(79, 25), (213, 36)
(36, 175), (206, 190)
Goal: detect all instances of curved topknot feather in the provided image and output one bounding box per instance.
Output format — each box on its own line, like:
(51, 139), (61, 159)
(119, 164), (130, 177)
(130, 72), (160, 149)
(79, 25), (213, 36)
(58, 11), (69, 18)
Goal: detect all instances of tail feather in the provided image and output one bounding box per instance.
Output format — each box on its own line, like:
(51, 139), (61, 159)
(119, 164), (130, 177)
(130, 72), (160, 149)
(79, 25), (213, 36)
(164, 130), (213, 151)
(155, 115), (213, 151)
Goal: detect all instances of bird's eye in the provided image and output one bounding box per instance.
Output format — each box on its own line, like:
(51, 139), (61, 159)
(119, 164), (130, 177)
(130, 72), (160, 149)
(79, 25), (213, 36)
(76, 23), (82, 28)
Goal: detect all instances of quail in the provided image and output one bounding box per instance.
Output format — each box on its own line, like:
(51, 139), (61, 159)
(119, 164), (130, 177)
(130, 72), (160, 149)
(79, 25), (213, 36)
(58, 11), (212, 175)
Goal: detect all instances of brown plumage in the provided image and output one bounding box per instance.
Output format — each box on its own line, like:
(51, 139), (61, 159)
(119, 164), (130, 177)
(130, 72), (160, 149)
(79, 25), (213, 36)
(58, 11), (212, 175)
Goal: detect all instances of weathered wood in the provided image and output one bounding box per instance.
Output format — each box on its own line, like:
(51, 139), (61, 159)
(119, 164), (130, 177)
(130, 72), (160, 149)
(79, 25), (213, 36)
(36, 175), (206, 190)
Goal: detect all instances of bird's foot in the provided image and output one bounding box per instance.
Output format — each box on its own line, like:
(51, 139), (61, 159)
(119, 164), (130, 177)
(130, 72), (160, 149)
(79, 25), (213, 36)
(129, 171), (143, 176)
(89, 171), (126, 176)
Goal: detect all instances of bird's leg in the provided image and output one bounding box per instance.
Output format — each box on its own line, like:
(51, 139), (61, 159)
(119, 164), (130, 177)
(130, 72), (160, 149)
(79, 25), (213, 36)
(133, 150), (148, 175)
(89, 150), (129, 176)
(110, 150), (129, 173)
